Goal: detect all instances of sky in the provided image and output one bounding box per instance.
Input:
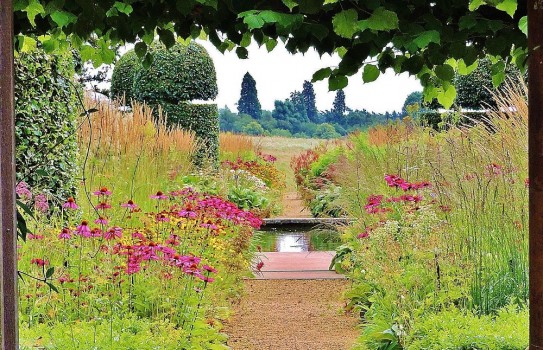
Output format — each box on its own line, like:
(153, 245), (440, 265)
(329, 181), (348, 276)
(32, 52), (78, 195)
(198, 40), (422, 114)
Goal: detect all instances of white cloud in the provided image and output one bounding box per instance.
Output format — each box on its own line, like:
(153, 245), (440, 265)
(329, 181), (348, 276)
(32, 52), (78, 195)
(199, 40), (422, 114)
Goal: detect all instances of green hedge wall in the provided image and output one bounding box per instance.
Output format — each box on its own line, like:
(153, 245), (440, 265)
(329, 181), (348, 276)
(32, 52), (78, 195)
(15, 49), (79, 201)
(159, 102), (219, 167)
(110, 49), (138, 101)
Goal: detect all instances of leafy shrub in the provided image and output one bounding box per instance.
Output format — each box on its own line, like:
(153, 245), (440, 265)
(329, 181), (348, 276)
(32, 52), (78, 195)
(406, 306), (528, 349)
(110, 49), (138, 101)
(15, 49), (79, 201)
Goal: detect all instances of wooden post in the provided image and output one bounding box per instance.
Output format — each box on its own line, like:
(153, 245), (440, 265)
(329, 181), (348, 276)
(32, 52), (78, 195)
(0, 0), (19, 348)
(530, 0), (543, 348)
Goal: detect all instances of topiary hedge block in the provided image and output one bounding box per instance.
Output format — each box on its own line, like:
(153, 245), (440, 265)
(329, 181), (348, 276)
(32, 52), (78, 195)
(159, 102), (219, 167)
(110, 49), (138, 101)
(15, 49), (79, 201)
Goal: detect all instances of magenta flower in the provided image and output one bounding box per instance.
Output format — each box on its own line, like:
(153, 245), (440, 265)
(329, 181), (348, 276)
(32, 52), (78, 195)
(94, 216), (109, 225)
(96, 202), (112, 210)
(93, 187), (112, 196)
(150, 191), (168, 200)
(121, 199), (138, 210)
(62, 197), (79, 210)
(76, 221), (92, 237)
(58, 227), (72, 239)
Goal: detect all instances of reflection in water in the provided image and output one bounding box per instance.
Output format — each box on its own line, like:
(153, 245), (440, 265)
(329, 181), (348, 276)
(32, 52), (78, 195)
(276, 233), (310, 252)
(257, 229), (341, 252)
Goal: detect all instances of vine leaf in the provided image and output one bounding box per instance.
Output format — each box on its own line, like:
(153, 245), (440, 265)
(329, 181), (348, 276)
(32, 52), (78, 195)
(332, 9), (358, 38)
(23, 0), (45, 26)
(312, 67), (332, 82)
(50, 11), (77, 28)
(362, 65), (380, 83)
(358, 7), (399, 32)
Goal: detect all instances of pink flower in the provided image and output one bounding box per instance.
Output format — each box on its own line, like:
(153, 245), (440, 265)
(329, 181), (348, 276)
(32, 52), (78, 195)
(203, 265), (217, 273)
(76, 221), (91, 237)
(16, 181), (32, 200)
(525, 178), (530, 188)
(256, 261), (264, 271)
(91, 228), (103, 237)
(30, 258), (48, 267)
(58, 228), (71, 239)
(104, 227), (122, 240)
(34, 194), (49, 213)
(150, 191), (168, 200)
(132, 231), (144, 240)
(62, 197), (79, 210)
(121, 199), (138, 210)
(96, 202), (112, 210)
(155, 214), (170, 222)
(94, 216), (109, 225)
(93, 187), (112, 196)
(27, 233), (44, 240)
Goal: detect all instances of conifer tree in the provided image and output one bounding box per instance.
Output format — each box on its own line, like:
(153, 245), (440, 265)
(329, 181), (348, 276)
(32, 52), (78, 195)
(237, 72), (262, 119)
(332, 89), (346, 122)
(302, 80), (319, 122)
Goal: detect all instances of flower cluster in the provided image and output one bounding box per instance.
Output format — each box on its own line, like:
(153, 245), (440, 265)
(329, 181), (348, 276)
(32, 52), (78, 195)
(384, 174), (431, 191)
(222, 156), (283, 189)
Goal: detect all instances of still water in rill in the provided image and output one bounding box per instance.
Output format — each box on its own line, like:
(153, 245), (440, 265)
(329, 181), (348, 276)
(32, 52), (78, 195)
(256, 228), (342, 252)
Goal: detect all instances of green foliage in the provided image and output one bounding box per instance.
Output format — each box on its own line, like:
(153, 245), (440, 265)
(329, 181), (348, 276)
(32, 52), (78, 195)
(314, 123), (340, 139)
(14, 48), (79, 201)
(402, 91), (423, 116)
(110, 49), (138, 101)
(228, 187), (270, 211)
(132, 42), (218, 103)
(20, 316), (229, 349)
(406, 306), (528, 349)
(237, 72), (262, 120)
(242, 121), (265, 135)
(160, 102), (219, 167)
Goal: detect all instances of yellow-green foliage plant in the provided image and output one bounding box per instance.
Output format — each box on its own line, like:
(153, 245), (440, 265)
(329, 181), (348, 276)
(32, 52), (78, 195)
(326, 80), (529, 348)
(78, 97), (194, 213)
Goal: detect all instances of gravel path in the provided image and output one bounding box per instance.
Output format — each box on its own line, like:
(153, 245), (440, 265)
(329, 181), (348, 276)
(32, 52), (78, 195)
(224, 280), (359, 350)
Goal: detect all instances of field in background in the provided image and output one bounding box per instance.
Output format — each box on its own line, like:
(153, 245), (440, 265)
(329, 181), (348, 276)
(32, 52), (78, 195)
(248, 136), (327, 217)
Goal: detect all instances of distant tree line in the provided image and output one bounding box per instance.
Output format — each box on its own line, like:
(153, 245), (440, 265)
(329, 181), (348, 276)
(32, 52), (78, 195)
(223, 72), (402, 139)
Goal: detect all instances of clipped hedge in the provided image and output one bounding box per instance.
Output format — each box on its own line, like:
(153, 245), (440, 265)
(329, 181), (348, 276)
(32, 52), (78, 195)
(14, 49), (79, 201)
(454, 58), (523, 109)
(132, 42), (218, 103)
(160, 102), (219, 166)
(110, 49), (138, 101)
